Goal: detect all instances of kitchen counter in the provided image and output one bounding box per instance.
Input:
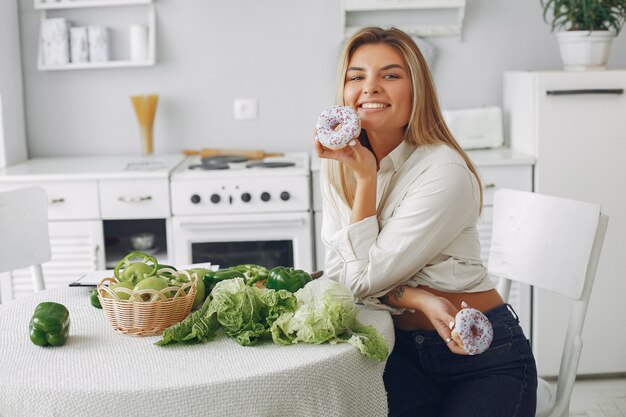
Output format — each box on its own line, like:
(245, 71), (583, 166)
(310, 147), (535, 172)
(0, 154), (187, 181)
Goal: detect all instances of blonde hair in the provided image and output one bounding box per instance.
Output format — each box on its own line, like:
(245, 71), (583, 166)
(326, 27), (483, 210)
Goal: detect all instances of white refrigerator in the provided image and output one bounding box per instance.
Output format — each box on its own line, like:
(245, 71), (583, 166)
(504, 70), (626, 376)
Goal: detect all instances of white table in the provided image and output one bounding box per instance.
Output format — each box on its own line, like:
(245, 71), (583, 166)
(0, 286), (394, 417)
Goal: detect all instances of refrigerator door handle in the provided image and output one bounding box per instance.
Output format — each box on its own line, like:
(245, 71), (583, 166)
(546, 88), (624, 96)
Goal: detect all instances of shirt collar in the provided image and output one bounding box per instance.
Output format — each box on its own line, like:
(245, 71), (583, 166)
(379, 140), (416, 173)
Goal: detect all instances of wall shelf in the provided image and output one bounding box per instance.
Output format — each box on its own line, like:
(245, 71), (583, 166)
(35, 0), (156, 71)
(34, 0), (152, 10)
(342, 0), (466, 39)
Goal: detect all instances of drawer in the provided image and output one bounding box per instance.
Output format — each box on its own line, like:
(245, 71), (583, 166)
(99, 179), (170, 219)
(476, 165), (532, 206)
(0, 181), (99, 220)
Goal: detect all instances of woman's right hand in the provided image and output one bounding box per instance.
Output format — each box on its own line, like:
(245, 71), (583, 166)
(314, 129), (376, 182)
(419, 293), (467, 355)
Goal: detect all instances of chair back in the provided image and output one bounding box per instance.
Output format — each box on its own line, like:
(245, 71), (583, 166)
(488, 188), (608, 417)
(0, 187), (51, 294)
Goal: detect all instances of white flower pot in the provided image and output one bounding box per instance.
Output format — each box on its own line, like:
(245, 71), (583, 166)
(556, 31), (616, 71)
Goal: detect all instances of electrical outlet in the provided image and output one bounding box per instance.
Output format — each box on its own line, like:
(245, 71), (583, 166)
(234, 98), (258, 120)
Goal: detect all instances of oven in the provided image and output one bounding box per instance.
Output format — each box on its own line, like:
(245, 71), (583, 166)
(170, 153), (313, 271)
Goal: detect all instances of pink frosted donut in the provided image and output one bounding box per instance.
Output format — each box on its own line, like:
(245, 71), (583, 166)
(451, 307), (493, 355)
(315, 105), (361, 149)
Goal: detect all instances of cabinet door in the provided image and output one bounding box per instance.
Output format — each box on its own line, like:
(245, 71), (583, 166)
(0, 220), (104, 302)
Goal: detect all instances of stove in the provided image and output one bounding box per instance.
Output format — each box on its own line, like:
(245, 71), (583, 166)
(170, 153), (310, 215)
(170, 152), (313, 270)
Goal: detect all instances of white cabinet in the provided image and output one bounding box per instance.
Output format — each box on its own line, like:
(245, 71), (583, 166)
(35, 0), (156, 71)
(341, 0), (466, 38)
(0, 180), (105, 302)
(0, 154), (184, 301)
(505, 70), (626, 376)
(0, 220), (104, 303)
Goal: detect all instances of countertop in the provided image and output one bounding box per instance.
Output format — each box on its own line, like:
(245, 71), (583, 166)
(0, 154), (187, 181)
(310, 147), (535, 172)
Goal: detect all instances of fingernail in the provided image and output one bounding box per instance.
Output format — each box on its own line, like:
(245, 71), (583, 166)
(461, 301), (468, 309)
(349, 140), (356, 146)
(448, 321), (455, 330)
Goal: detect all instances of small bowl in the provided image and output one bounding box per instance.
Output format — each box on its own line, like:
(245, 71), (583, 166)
(130, 233), (155, 251)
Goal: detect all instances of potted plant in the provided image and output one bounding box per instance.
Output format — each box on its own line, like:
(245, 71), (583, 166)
(541, 0), (626, 70)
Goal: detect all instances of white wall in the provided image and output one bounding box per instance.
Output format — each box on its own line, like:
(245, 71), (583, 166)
(0, 0), (28, 167)
(16, 0), (626, 158)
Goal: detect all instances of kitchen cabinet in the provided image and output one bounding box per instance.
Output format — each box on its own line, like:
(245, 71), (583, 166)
(341, 0), (466, 38)
(505, 70), (626, 376)
(0, 178), (104, 302)
(311, 148), (535, 337)
(34, 0), (156, 71)
(0, 154), (184, 302)
(0, 220), (104, 302)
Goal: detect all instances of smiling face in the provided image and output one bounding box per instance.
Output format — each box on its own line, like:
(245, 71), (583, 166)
(343, 43), (413, 141)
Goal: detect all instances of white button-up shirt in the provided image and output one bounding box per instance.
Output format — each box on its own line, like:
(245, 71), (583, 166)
(320, 141), (493, 312)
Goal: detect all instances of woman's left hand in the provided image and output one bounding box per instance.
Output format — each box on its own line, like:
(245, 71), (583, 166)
(420, 294), (467, 355)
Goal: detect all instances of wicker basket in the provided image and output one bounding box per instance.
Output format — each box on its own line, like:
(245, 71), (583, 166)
(97, 274), (197, 336)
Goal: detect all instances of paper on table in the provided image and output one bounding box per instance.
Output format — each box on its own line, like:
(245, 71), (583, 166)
(69, 263), (220, 287)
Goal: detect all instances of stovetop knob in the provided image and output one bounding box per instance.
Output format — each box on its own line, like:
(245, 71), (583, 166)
(190, 194), (201, 204)
(261, 192), (271, 202)
(280, 191), (291, 201)
(241, 192), (251, 203)
(210, 193), (221, 204)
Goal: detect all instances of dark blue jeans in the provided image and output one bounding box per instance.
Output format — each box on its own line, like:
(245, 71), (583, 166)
(384, 304), (537, 417)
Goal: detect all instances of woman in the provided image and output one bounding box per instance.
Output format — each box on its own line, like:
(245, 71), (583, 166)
(315, 27), (537, 417)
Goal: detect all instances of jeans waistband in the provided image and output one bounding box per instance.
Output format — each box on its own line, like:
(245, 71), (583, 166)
(395, 303), (519, 344)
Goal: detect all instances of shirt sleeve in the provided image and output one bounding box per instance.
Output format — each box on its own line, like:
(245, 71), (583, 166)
(321, 162), (480, 302)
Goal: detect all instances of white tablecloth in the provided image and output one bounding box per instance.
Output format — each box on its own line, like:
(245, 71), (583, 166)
(0, 286), (395, 417)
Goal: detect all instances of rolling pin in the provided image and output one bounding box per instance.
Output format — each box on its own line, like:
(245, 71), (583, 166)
(182, 148), (284, 160)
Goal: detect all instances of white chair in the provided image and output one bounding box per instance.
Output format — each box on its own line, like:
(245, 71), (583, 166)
(488, 188), (608, 417)
(0, 186), (51, 302)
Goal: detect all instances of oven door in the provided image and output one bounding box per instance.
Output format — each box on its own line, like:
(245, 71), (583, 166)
(173, 212), (313, 271)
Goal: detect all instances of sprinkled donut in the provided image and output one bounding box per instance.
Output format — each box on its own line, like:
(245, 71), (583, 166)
(450, 306), (493, 355)
(315, 105), (361, 149)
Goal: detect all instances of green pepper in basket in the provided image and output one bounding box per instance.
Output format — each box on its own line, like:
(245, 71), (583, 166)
(266, 266), (312, 293)
(113, 251), (158, 285)
(29, 302), (70, 347)
(89, 289), (102, 309)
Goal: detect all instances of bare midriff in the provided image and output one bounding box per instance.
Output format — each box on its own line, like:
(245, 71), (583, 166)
(392, 286), (504, 331)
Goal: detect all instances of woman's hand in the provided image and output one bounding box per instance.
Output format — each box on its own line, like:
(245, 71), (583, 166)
(420, 294), (467, 355)
(314, 129), (376, 183)
(382, 286), (467, 355)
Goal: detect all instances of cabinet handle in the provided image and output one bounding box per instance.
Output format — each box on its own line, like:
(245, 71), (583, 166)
(546, 88), (624, 96)
(49, 198), (65, 204)
(483, 183), (496, 189)
(118, 195), (152, 203)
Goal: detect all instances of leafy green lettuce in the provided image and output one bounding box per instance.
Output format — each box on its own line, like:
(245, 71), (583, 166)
(156, 277), (388, 362)
(156, 278), (296, 346)
(270, 279), (388, 361)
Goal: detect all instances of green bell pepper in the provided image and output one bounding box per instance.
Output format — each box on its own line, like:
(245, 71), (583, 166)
(266, 266), (312, 293)
(113, 251), (158, 285)
(29, 302), (70, 347)
(230, 264), (270, 286)
(201, 269), (246, 293)
(90, 289), (102, 309)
